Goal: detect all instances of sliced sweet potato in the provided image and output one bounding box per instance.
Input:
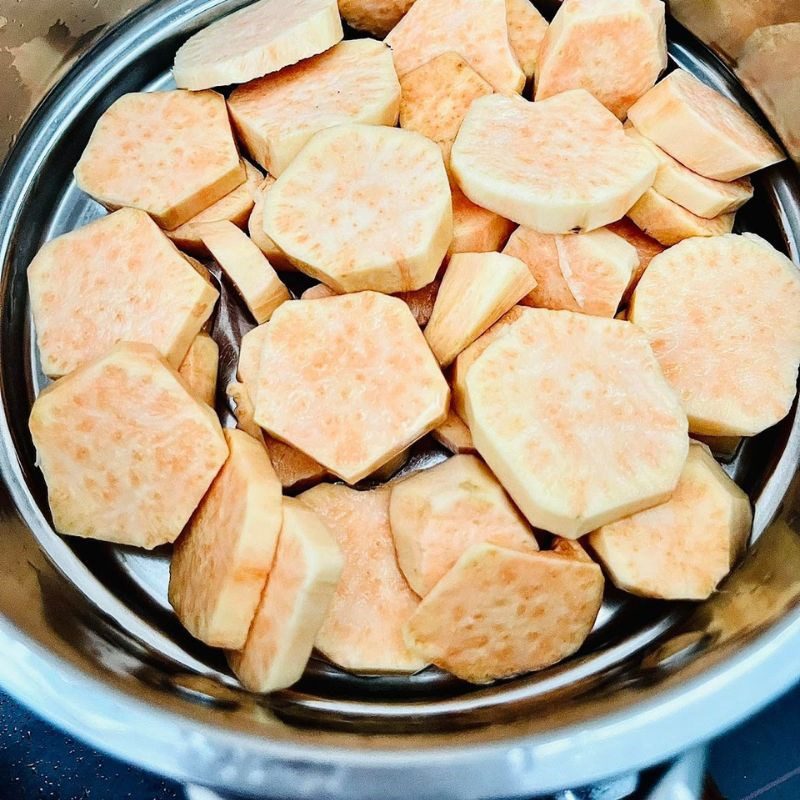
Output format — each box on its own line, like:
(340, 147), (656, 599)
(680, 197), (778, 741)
(178, 332), (219, 407)
(404, 542), (604, 682)
(201, 221), (290, 324)
(339, 0), (417, 36)
(173, 0), (343, 90)
(300, 484), (425, 673)
(169, 429), (282, 648)
(465, 309), (689, 537)
(249, 176), (295, 272)
(28, 208), (218, 378)
(451, 91), (658, 233)
(450, 187), (516, 255)
(626, 188), (735, 246)
(228, 497), (343, 692)
(301, 283), (338, 301)
(505, 0), (548, 80)
(254, 293), (449, 484)
(607, 218), (665, 299)
(384, 0), (525, 94)
(424, 252), (535, 366)
(75, 91), (244, 230)
(390, 454), (538, 595)
(228, 39), (401, 176)
(627, 68), (785, 180)
(29, 342), (228, 549)
(534, 0), (666, 120)
(432, 408), (475, 454)
(629, 234), (800, 436)
(589, 442), (752, 599)
(263, 124), (452, 293)
(237, 324), (270, 387)
(226, 381), (264, 440)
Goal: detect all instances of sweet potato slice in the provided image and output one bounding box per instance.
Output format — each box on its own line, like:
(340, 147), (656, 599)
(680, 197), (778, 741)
(398, 51), (492, 170)
(201, 221), (290, 324)
(505, 0), (548, 80)
(228, 39), (401, 176)
(627, 69), (785, 181)
(384, 0), (525, 94)
(263, 124), (452, 293)
(228, 497), (343, 692)
(390, 454), (538, 595)
(75, 91), (244, 230)
(626, 188), (735, 246)
(29, 342), (228, 549)
(450, 187), (516, 255)
(238, 324), (270, 387)
(589, 442), (752, 599)
(534, 0), (666, 120)
(424, 252), (535, 366)
(451, 91), (658, 233)
(432, 409), (475, 454)
(178, 332), (219, 407)
(255, 293), (449, 484)
(629, 234), (800, 436)
(249, 176), (295, 272)
(625, 126), (753, 218)
(300, 484), (425, 673)
(167, 161), (263, 255)
(607, 218), (665, 299)
(339, 0), (417, 36)
(465, 310), (688, 537)
(169, 429), (282, 648)
(28, 208), (218, 378)
(404, 542), (604, 682)
(301, 283), (338, 301)
(172, 0), (343, 90)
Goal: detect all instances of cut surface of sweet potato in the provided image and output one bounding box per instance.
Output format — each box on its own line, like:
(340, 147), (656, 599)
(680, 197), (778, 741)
(630, 234), (800, 436)
(451, 91), (658, 234)
(390, 454), (538, 595)
(254, 293), (449, 484)
(75, 90), (244, 230)
(607, 218), (665, 299)
(301, 283), (339, 301)
(505, 0), (548, 80)
(300, 484), (425, 673)
(424, 252), (535, 366)
(264, 124), (452, 293)
(229, 496), (343, 692)
(28, 208), (218, 378)
(29, 342), (228, 549)
(173, 0), (343, 90)
(178, 332), (219, 407)
(404, 542), (604, 682)
(169, 429), (282, 648)
(465, 309), (688, 537)
(249, 176), (295, 271)
(627, 68), (785, 181)
(432, 408), (475, 454)
(339, 0), (417, 36)
(201, 220), (290, 324)
(229, 39), (400, 176)
(589, 442), (752, 599)
(450, 187), (516, 256)
(237, 324), (270, 387)
(385, 0), (525, 94)
(535, 0), (666, 120)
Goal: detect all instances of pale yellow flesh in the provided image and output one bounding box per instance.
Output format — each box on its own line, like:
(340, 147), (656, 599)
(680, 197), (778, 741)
(450, 187), (516, 256)
(178, 332), (219, 407)
(248, 176), (296, 272)
(505, 0), (548, 80)
(431, 409), (475, 454)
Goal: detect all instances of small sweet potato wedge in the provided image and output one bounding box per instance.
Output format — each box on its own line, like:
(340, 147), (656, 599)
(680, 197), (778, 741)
(450, 187), (516, 255)
(607, 217), (665, 299)
(431, 408), (475, 454)
(505, 0), (548, 81)
(339, 0), (417, 37)
(301, 283), (338, 300)
(178, 332), (219, 407)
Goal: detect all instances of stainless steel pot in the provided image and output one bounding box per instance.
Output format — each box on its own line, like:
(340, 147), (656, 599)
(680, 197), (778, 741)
(1, 1), (800, 798)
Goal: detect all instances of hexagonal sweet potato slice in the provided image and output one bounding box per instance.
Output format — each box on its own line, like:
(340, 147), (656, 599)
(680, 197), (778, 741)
(589, 442), (752, 600)
(200, 221), (290, 324)
(248, 176), (295, 272)
(167, 161), (262, 255)
(169, 429), (282, 648)
(178, 332), (219, 407)
(450, 187), (516, 256)
(424, 252), (535, 366)
(505, 0), (548, 80)
(228, 496), (343, 692)
(254, 293), (449, 483)
(75, 90), (244, 230)
(432, 409), (475, 454)
(465, 310), (688, 537)
(264, 124), (452, 293)
(172, 0), (343, 90)
(627, 69), (785, 181)
(28, 208), (219, 378)
(404, 541), (604, 682)
(300, 484), (425, 673)
(228, 39), (401, 177)
(390, 454), (538, 596)
(607, 217), (665, 299)
(630, 234), (800, 436)
(451, 91), (658, 233)
(535, 0), (666, 120)
(340, 0), (417, 36)
(29, 342), (228, 549)
(625, 126), (753, 219)
(385, 0), (524, 94)
(627, 188), (735, 246)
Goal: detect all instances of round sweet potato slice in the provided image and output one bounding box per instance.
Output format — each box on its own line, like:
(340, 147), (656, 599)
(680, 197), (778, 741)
(339, 0), (417, 37)
(451, 91), (658, 234)
(505, 0), (548, 81)
(629, 234), (800, 436)
(465, 309), (688, 537)
(263, 124), (452, 293)
(178, 332), (219, 407)
(589, 442), (752, 600)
